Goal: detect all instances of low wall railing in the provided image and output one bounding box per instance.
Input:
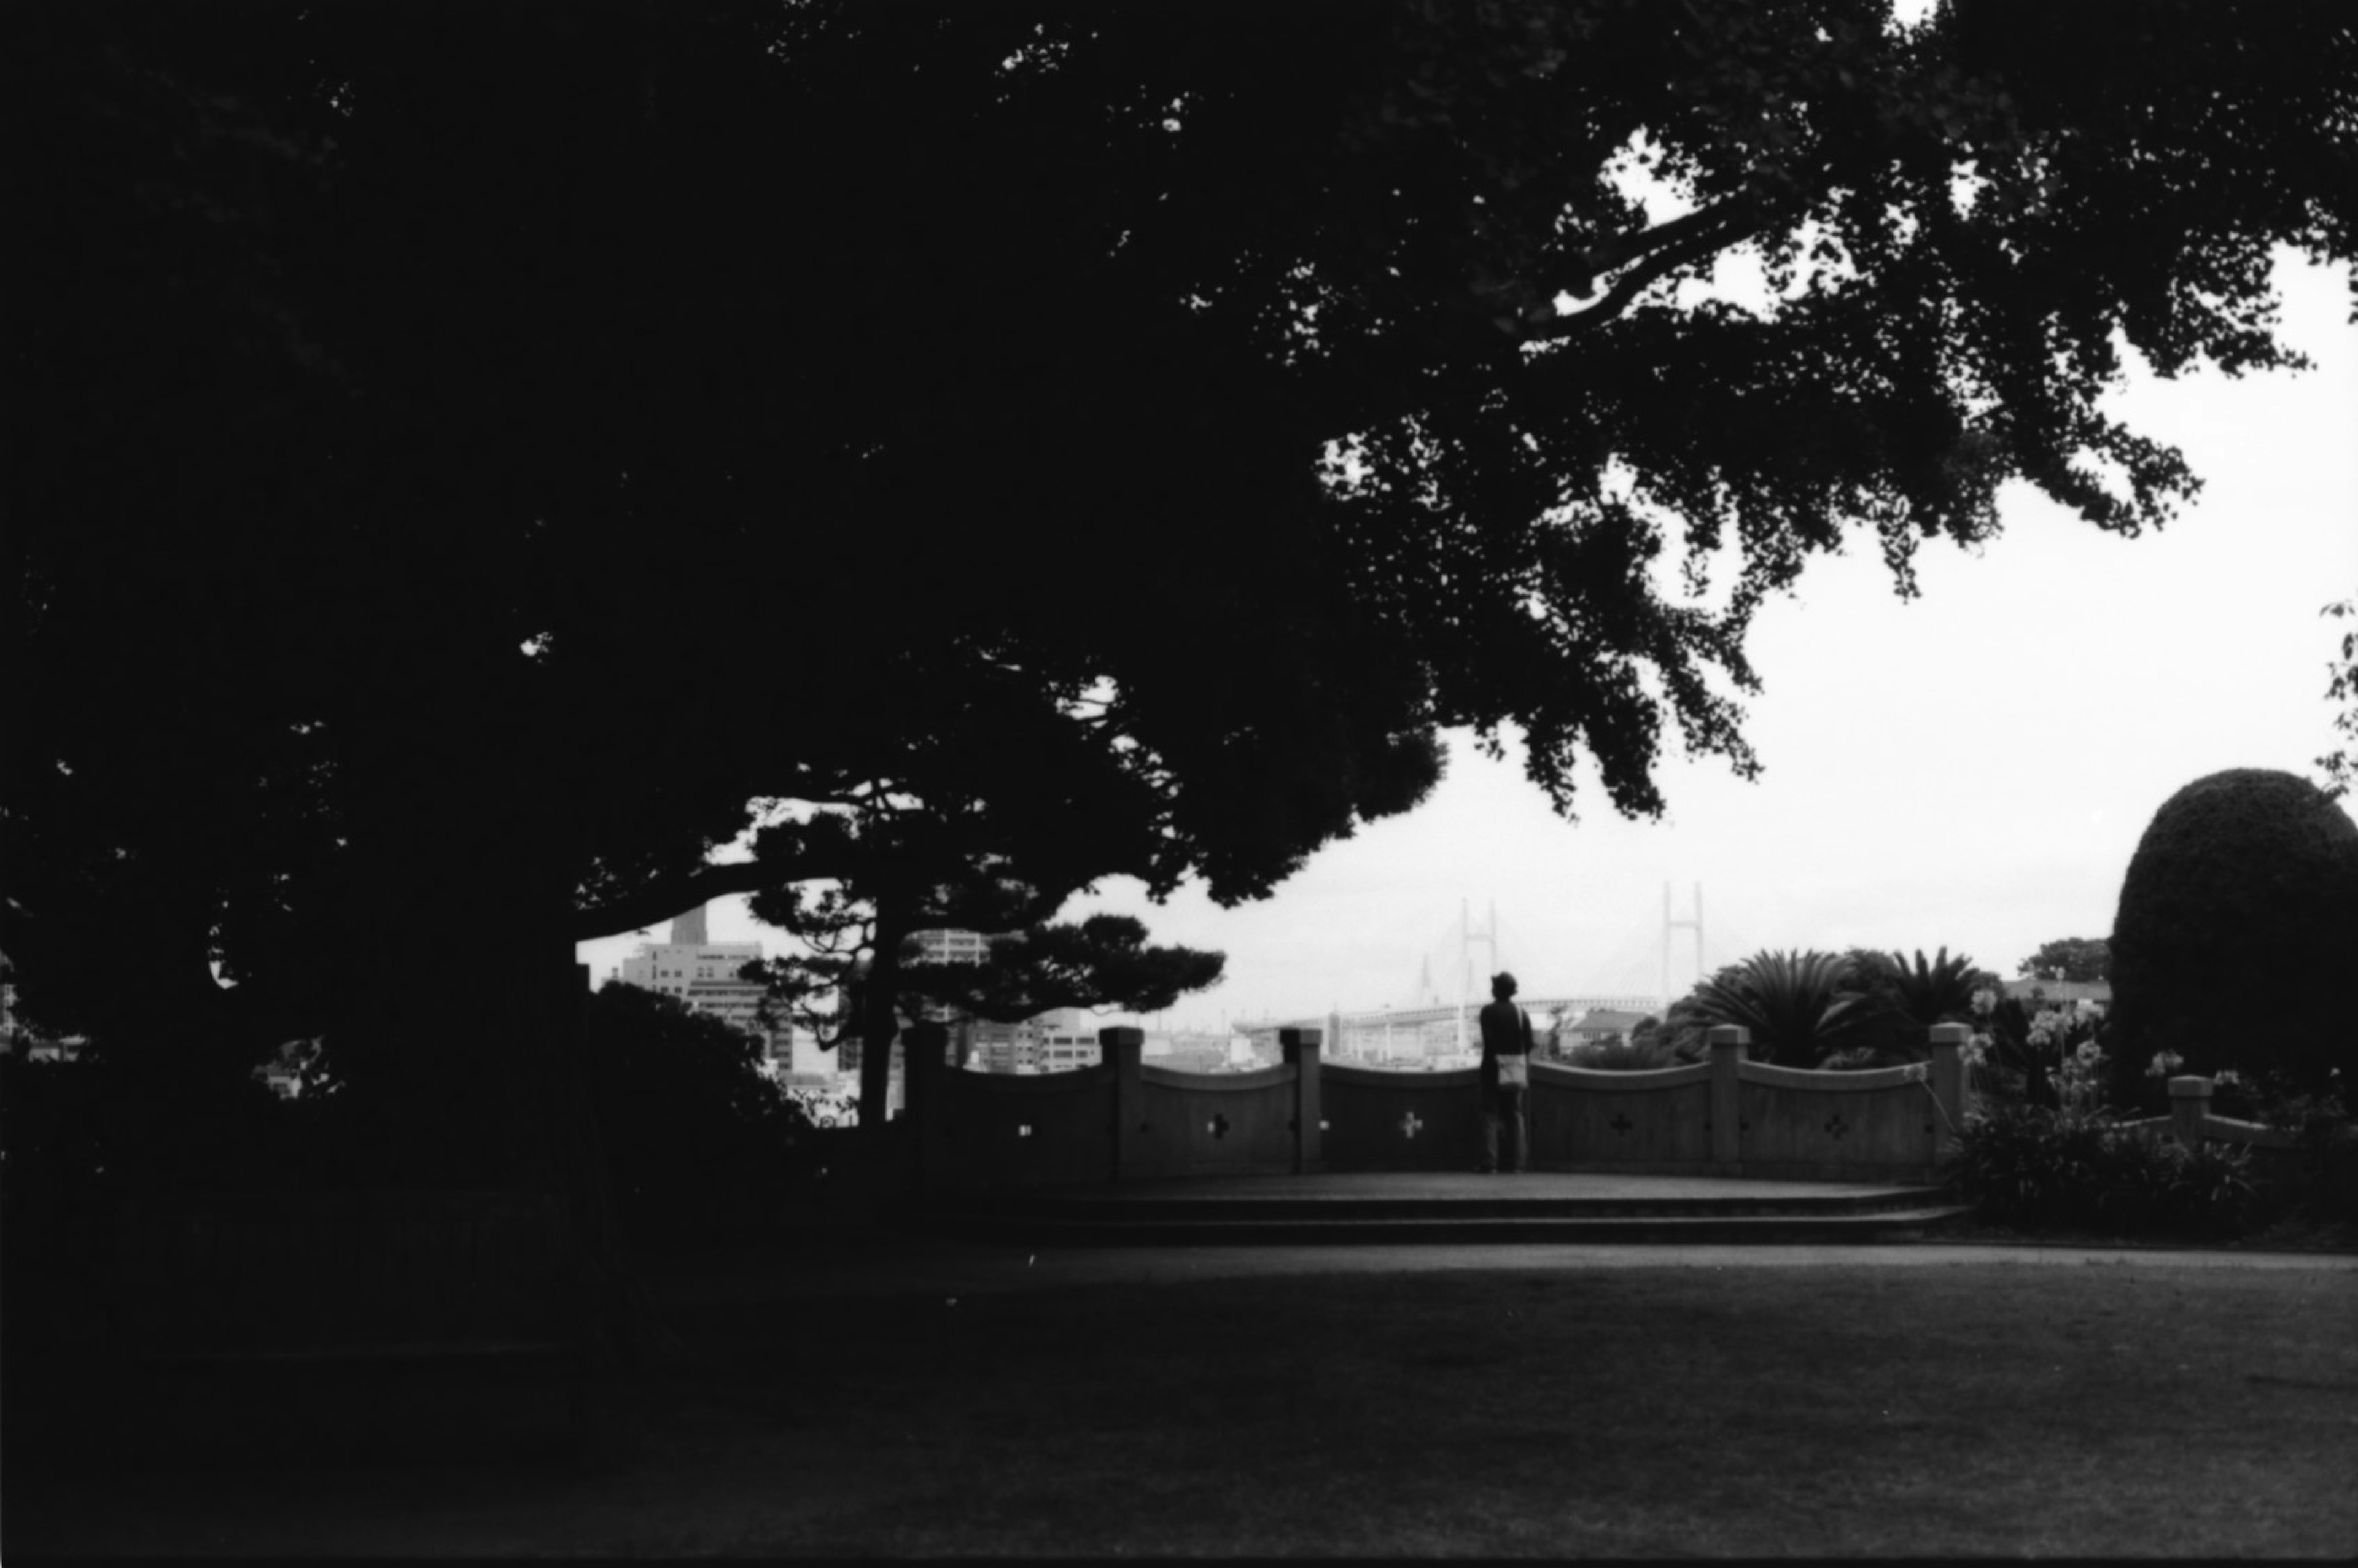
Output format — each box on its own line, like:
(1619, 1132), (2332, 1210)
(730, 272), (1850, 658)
(2165, 1075), (2306, 1152)
(905, 1021), (1975, 1189)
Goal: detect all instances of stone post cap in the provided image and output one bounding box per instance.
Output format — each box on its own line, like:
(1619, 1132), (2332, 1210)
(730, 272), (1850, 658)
(1928, 1023), (1972, 1045)
(1706, 1025), (1750, 1047)
(1278, 1027), (1323, 1049)
(2167, 1074), (2215, 1099)
(1098, 1025), (1145, 1048)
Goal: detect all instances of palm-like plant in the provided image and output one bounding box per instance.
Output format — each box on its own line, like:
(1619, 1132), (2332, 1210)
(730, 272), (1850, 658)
(1885, 947), (1993, 1029)
(1684, 950), (1869, 1066)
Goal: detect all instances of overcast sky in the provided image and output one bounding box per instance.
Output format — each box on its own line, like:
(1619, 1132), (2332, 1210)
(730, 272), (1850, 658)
(580, 250), (2356, 1031)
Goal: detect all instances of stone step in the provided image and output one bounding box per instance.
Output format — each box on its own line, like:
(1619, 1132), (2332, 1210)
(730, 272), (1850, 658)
(940, 1186), (1957, 1225)
(905, 1205), (1977, 1248)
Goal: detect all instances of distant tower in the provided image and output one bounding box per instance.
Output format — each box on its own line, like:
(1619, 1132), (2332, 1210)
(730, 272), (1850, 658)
(671, 904), (710, 945)
(1662, 882), (1703, 1006)
(1457, 899), (1499, 1052)
(1417, 955), (1435, 1009)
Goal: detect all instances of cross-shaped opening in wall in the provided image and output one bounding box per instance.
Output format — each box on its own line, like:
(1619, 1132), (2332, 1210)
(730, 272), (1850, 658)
(1399, 1112), (1423, 1138)
(1609, 1112), (1634, 1135)
(1016, 1123), (1033, 1139)
(1206, 1113), (1229, 1139)
(1823, 1113), (1850, 1140)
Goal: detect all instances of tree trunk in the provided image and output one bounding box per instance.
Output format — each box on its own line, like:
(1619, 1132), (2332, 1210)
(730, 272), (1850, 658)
(856, 902), (906, 1149)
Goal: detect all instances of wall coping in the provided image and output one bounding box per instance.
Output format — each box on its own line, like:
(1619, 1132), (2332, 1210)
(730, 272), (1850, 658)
(1530, 1060), (1714, 1090)
(2198, 1114), (2303, 1149)
(1738, 1059), (1928, 1090)
(949, 1063), (1112, 1096)
(1140, 1062), (1297, 1092)
(1315, 1063), (1484, 1090)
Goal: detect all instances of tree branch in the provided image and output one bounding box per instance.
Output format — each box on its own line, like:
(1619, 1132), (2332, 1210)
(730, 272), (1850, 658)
(1524, 199), (1759, 341)
(569, 854), (859, 942)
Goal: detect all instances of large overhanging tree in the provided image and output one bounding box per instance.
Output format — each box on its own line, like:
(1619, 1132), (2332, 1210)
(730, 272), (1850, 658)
(7, 2), (2354, 1130)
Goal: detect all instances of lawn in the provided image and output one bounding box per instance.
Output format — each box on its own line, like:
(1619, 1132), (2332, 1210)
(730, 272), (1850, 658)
(9, 1256), (2355, 1558)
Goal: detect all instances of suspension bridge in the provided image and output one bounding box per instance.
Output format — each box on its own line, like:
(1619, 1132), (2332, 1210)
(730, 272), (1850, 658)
(1241, 884), (1760, 1064)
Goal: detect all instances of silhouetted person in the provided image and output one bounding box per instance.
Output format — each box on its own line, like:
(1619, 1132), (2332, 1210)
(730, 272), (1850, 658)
(1477, 971), (1533, 1173)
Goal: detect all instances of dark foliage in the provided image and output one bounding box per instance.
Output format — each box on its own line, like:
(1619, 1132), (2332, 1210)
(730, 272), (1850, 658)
(1824, 946), (1998, 1067)
(580, 984), (816, 1253)
(2017, 937), (2111, 984)
(0, 984), (815, 1271)
(2107, 769), (2358, 1094)
(2319, 596), (2357, 802)
(895, 915), (1224, 1025)
(1565, 1030), (1695, 1071)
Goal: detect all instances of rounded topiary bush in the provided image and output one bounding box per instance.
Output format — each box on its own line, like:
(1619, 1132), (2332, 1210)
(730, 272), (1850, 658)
(2107, 768), (2358, 1098)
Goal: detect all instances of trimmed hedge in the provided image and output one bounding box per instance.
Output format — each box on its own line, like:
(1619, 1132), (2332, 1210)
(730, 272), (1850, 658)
(2107, 769), (2358, 1096)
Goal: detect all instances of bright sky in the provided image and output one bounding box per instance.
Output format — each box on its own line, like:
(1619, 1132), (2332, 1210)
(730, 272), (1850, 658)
(580, 251), (2356, 1032)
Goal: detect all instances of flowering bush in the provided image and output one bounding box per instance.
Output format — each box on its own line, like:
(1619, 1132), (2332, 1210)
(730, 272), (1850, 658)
(1947, 1104), (2262, 1235)
(1966, 987), (2115, 1110)
(2053, 1037), (2109, 1113)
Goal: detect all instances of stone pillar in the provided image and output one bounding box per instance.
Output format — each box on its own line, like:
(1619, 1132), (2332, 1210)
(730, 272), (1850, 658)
(1102, 1027), (1146, 1183)
(903, 1020), (951, 1190)
(1929, 1023), (1969, 1152)
(1283, 1027), (1324, 1174)
(1709, 1025), (1747, 1171)
(2169, 1075), (2214, 1148)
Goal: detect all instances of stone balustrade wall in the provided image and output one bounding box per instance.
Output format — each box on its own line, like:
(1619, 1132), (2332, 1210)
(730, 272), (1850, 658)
(906, 1020), (1972, 1188)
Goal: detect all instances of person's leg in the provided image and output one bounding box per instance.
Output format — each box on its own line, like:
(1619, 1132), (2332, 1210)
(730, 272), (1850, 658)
(1508, 1085), (1530, 1172)
(1479, 1096), (1500, 1173)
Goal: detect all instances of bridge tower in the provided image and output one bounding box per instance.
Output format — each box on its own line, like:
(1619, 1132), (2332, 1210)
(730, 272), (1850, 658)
(1458, 898), (1499, 1052)
(1662, 882), (1703, 1006)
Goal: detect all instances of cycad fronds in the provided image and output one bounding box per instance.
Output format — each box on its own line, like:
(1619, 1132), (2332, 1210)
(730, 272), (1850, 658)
(1886, 947), (1991, 1028)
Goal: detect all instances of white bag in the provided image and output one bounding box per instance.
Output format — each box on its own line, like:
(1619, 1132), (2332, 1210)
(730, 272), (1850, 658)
(1493, 1003), (1531, 1087)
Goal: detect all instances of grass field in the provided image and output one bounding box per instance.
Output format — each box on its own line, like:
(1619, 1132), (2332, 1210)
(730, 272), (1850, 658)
(9, 1255), (2356, 1558)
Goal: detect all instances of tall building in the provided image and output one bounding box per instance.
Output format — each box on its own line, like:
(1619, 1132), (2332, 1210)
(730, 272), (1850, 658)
(616, 905), (777, 1054)
(906, 928), (1102, 1074)
(908, 928), (988, 968)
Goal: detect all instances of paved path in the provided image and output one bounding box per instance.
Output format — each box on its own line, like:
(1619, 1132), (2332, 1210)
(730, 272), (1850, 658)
(653, 1232), (2358, 1307)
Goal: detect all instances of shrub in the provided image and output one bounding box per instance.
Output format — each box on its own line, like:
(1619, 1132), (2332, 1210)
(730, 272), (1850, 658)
(2165, 1137), (2263, 1234)
(581, 984), (819, 1253)
(1950, 1104), (2113, 1227)
(1566, 1033), (1695, 1071)
(2241, 1076), (2358, 1222)
(1947, 1105), (2263, 1236)
(1636, 999), (1716, 1063)
(2108, 768), (2358, 1095)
